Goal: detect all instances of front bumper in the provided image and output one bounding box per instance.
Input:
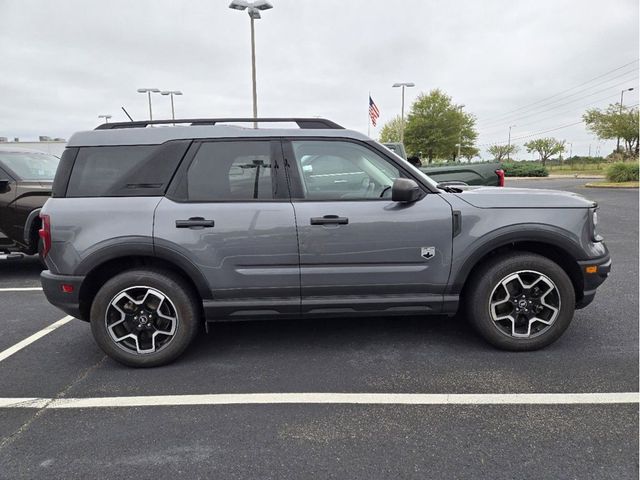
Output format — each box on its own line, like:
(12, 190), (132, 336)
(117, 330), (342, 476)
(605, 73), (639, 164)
(41, 270), (86, 320)
(576, 253), (611, 309)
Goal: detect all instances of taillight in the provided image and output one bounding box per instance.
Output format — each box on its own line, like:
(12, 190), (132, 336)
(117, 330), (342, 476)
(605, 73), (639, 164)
(495, 169), (505, 187)
(39, 214), (51, 258)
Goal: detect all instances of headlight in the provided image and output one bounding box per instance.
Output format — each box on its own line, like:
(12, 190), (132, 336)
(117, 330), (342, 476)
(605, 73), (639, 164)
(591, 208), (602, 242)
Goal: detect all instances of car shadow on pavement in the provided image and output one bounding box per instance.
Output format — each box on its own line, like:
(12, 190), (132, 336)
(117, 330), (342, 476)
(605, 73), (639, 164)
(0, 256), (43, 284)
(184, 313), (481, 361)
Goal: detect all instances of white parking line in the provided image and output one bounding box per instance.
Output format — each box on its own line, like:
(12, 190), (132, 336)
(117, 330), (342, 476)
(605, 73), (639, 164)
(0, 287), (43, 292)
(0, 392), (637, 409)
(0, 315), (74, 363)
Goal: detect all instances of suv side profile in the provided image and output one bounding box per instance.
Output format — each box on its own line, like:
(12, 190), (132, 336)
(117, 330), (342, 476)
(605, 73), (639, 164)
(40, 118), (611, 367)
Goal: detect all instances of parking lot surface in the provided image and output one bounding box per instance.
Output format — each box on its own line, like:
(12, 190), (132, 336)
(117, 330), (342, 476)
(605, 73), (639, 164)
(0, 178), (638, 479)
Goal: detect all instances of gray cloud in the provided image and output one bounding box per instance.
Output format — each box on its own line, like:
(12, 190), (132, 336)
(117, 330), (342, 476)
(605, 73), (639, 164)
(0, 0), (637, 157)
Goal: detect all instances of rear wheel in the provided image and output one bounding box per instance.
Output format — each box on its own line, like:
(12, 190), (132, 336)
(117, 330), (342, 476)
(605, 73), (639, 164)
(90, 269), (200, 367)
(465, 253), (575, 351)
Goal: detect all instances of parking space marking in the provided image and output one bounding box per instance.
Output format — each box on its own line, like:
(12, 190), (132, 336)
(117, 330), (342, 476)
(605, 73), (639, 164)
(0, 315), (74, 363)
(0, 392), (637, 409)
(0, 287), (43, 292)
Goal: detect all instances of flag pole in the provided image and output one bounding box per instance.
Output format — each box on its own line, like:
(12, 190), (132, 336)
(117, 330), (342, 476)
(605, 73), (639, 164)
(367, 91), (371, 137)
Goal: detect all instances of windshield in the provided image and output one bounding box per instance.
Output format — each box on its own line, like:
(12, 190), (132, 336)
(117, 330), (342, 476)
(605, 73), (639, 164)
(371, 141), (440, 189)
(0, 152), (60, 180)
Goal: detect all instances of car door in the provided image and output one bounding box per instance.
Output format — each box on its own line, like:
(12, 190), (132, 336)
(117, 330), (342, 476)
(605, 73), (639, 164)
(284, 139), (453, 316)
(0, 164), (18, 244)
(154, 139), (300, 319)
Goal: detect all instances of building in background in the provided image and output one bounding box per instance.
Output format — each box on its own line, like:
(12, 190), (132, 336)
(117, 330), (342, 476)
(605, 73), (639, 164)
(0, 137), (66, 157)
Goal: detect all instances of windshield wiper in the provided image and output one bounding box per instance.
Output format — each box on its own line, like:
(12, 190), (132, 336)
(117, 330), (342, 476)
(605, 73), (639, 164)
(436, 184), (463, 193)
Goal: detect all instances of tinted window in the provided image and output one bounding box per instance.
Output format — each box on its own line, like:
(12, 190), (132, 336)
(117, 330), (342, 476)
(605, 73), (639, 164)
(0, 152), (59, 180)
(186, 141), (275, 201)
(291, 141), (402, 200)
(65, 141), (189, 197)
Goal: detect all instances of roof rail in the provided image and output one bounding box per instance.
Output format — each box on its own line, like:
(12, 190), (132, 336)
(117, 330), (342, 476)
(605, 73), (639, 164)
(95, 118), (344, 130)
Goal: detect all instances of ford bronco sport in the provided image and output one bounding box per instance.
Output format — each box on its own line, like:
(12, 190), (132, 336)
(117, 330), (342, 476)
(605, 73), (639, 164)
(40, 118), (611, 367)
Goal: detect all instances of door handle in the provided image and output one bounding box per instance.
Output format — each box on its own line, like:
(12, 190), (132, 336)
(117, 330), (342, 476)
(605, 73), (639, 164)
(310, 215), (349, 225)
(175, 217), (215, 229)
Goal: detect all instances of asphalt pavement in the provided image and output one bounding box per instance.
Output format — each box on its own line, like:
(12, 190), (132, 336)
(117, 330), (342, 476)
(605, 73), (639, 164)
(0, 178), (637, 479)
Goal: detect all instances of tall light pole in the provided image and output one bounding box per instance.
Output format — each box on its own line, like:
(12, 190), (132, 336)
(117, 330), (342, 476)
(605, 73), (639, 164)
(137, 88), (160, 121)
(617, 87), (634, 152)
(507, 125), (516, 161)
(98, 114), (112, 124)
(392, 82), (415, 143)
(160, 90), (183, 121)
(229, 0), (273, 128)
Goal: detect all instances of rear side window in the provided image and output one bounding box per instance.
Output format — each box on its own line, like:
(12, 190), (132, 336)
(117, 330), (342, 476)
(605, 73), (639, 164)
(185, 141), (275, 201)
(66, 141), (189, 197)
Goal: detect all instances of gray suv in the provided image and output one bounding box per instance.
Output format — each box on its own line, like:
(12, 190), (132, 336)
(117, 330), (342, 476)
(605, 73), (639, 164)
(40, 118), (611, 367)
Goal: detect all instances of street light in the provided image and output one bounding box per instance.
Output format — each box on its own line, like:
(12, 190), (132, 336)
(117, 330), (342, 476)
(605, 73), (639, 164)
(507, 125), (516, 161)
(392, 82), (415, 143)
(617, 87), (634, 151)
(229, 0), (273, 128)
(98, 114), (112, 124)
(137, 88), (161, 121)
(160, 90), (183, 121)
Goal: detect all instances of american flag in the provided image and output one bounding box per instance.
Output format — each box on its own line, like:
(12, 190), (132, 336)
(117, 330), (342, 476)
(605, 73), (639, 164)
(369, 95), (380, 127)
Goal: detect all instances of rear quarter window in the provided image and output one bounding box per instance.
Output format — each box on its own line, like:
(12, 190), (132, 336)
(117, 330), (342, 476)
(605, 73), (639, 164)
(65, 141), (190, 197)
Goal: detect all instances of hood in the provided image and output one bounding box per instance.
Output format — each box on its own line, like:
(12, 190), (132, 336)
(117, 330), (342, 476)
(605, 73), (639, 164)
(453, 186), (596, 209)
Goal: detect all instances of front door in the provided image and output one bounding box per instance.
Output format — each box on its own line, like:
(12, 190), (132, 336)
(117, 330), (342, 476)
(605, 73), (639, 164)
(284, 139), (453, 316)
(154, 139), (300, 319)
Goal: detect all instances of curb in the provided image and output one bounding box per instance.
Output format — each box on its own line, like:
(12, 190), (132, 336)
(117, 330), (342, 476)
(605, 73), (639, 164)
(584, 182), (639, 189)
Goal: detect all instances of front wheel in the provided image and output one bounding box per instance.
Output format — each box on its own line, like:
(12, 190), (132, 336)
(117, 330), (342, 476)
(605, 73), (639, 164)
(465, 253), (576, 351)
(90, 269), (200, 367)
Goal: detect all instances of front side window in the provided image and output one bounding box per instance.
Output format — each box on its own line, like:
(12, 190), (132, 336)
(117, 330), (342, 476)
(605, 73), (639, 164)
(291, 140), (402, 200)
(0, 152), (59, 181)
(186, 141), (275, 201)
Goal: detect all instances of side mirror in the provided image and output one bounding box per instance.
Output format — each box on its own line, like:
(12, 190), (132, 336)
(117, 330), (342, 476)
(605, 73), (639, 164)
(0, 179), (10, 193)
(391, 178), (423, 203)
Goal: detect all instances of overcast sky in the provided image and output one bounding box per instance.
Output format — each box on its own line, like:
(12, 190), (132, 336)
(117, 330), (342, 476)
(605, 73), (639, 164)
(0, 0), (638, 158)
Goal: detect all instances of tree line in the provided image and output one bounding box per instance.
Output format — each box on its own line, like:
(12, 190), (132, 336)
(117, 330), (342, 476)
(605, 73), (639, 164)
(379, 88), (639, 164)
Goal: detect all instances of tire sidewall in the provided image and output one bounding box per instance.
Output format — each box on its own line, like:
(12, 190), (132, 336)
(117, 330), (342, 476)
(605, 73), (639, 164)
(467, 253), (576, 351)
(90, 269), (199, 367)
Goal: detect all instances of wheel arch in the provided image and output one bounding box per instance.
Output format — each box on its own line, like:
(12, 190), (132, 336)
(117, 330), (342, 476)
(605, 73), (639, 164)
(77, 253), (211, 321)
(451, 229), (585, 304)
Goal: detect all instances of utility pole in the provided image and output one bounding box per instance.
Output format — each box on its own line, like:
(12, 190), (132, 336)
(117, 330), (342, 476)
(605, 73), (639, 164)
(617, 87), (634, 152)
(392, 82), (415, 143)
(507, 125), (515, 161)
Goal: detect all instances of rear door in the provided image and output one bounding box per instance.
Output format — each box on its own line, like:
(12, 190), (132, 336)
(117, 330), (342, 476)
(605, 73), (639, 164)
(284, 139), (453, 316)
(154, 139), (300, 319)
(0, 165), (17, 244)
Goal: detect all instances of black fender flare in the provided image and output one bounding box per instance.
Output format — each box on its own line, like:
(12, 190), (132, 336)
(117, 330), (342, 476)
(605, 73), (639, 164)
(447, 223), (585, 295)
(23, 208), (41, 246)
(74, 236), (212, 300)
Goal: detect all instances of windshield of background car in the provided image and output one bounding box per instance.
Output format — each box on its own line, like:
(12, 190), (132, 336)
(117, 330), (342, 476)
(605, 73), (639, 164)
(0, 152), (60, 180)
(370, 141), (440, 189)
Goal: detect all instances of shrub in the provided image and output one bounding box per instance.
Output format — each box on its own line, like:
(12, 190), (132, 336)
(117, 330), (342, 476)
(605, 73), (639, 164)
(606, 162), (639, 182)
(502, 161), (549, 177)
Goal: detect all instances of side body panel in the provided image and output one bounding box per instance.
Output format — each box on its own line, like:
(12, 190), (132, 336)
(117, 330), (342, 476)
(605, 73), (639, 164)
(0, 166), (18, 245)
(153, 198), (300, 317)
(40, 197), (160, 274)
(292, 195), (454, 315)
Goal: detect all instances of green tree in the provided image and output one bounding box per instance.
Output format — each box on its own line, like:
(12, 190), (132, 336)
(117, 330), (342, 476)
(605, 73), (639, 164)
(403, 89), (478, 163)
(524, 138), (565, 166)
(583, 104), (639, 155)
(488, 144), (519, 162)
(379, 116), (403, 143)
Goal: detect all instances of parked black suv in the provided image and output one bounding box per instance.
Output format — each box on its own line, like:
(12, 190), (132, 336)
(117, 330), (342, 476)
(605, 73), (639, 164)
(0, 147), (59, 255)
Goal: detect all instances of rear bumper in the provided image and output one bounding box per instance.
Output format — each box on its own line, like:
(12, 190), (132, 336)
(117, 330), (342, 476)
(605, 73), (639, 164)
(41, 270), (86, 320)
(576, 253), (611, 309)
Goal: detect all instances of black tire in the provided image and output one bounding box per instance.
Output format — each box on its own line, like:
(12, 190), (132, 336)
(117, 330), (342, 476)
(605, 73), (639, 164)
(465, 252), (575, 351)
(90, 269), (200, 367)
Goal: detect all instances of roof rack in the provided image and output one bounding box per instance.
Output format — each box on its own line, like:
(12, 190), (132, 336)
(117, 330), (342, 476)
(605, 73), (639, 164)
(95, 118), (344, 130)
